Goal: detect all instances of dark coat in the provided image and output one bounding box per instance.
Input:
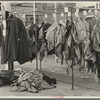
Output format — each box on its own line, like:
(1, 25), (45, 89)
(27, 23), (39, 61)
(1, 17), (30, 64)
(85, 17), (96, 51)
(28, 23), (39, 41)
(64, 22), (76, 60)
(38, 23), (51, 60)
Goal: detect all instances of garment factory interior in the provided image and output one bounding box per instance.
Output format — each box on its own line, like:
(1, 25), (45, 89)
(0, 2), (100, 96)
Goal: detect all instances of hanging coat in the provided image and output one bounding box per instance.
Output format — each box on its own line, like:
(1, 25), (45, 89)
(64, 21), (74, 60)
(75, 18), (89, 42)
(39, 23), (51, 40)
(27, 23), (40, 61)
(85, 16), (96, 52)
(92, 25), (100, 52)
(85, 16), (96, 62)
(46, 24), (57, 55)
(92, 20), (100, 75)
(1, 17), (30, 64)
(85, 16), (96, 38)
(73, 18), (91, 66)
(28, 23), (39, 42)
(54, 24), (66, 65)
(38, 23), (51, 61)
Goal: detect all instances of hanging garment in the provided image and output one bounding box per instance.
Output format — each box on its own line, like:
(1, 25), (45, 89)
(64, 21), (72, 60)
(74, 18), (89, 41)
(1, 17), (30, 64)
(85, 16), (96, 40)
(28, 23), (39, 42)
(46, 24), (58, 55)
(55, 24), (66, 64)
(92, 23), (100, 52)
(1, 36), (6, 64)
(64, 21), (76, 61)
(55, 24), (66, 47)
(27, 23), (40, 61)
(39, 24), (44, 40)
(73, 18), (91, 68)
(43, 23), (51, 39)
(39, 22), (51, 40)
(39, 41), (47, 61)
(38, 23), (51, 61)
(85, 16), (96, 58)
(46, 24), (57, 40)
(84, 16), (97, 73)
(91, 19), (100, 77)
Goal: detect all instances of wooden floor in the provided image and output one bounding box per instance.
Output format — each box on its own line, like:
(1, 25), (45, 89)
(0, 82), (100, 97)
(0, 55), (100, 97)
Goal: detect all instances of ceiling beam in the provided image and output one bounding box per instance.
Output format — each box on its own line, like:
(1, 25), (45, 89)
(11, 4), (33, 8)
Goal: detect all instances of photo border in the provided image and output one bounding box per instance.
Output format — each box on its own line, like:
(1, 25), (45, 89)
(0, 0), (100, 99)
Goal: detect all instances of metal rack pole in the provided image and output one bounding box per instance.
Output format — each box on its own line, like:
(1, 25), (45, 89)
(33, 2), (38, 71)
(40, 60), (41, 70)
(35, 27), (38, 71)
(71, 6), (74, 90)
(54, 3), (58, 63)
(54, 3), (57, 24)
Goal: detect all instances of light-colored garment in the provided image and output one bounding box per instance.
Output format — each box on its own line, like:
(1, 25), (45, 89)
(55, 25), (66, 47)
(46, 24), (57, 51)
(72, 18), (94, 67)
(46, 24), (57, 40)
(74, 18), (89, 42)
(39, 25), (43, 40)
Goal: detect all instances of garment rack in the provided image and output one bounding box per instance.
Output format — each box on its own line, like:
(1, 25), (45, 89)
(70, 6), (100, 90)
(5, 4), (100, 90)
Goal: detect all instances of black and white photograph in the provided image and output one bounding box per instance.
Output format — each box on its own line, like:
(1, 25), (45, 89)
(0, 1), (100, 98)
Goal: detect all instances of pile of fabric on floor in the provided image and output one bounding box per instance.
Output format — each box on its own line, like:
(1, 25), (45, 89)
(0, 70), (18, 86)
(10, 69), (57, 93)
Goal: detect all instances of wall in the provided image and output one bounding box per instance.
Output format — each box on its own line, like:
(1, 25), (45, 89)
(11, 3), (76, 25)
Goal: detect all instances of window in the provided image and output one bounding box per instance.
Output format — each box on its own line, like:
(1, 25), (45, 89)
(47, 3), (54, 10)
